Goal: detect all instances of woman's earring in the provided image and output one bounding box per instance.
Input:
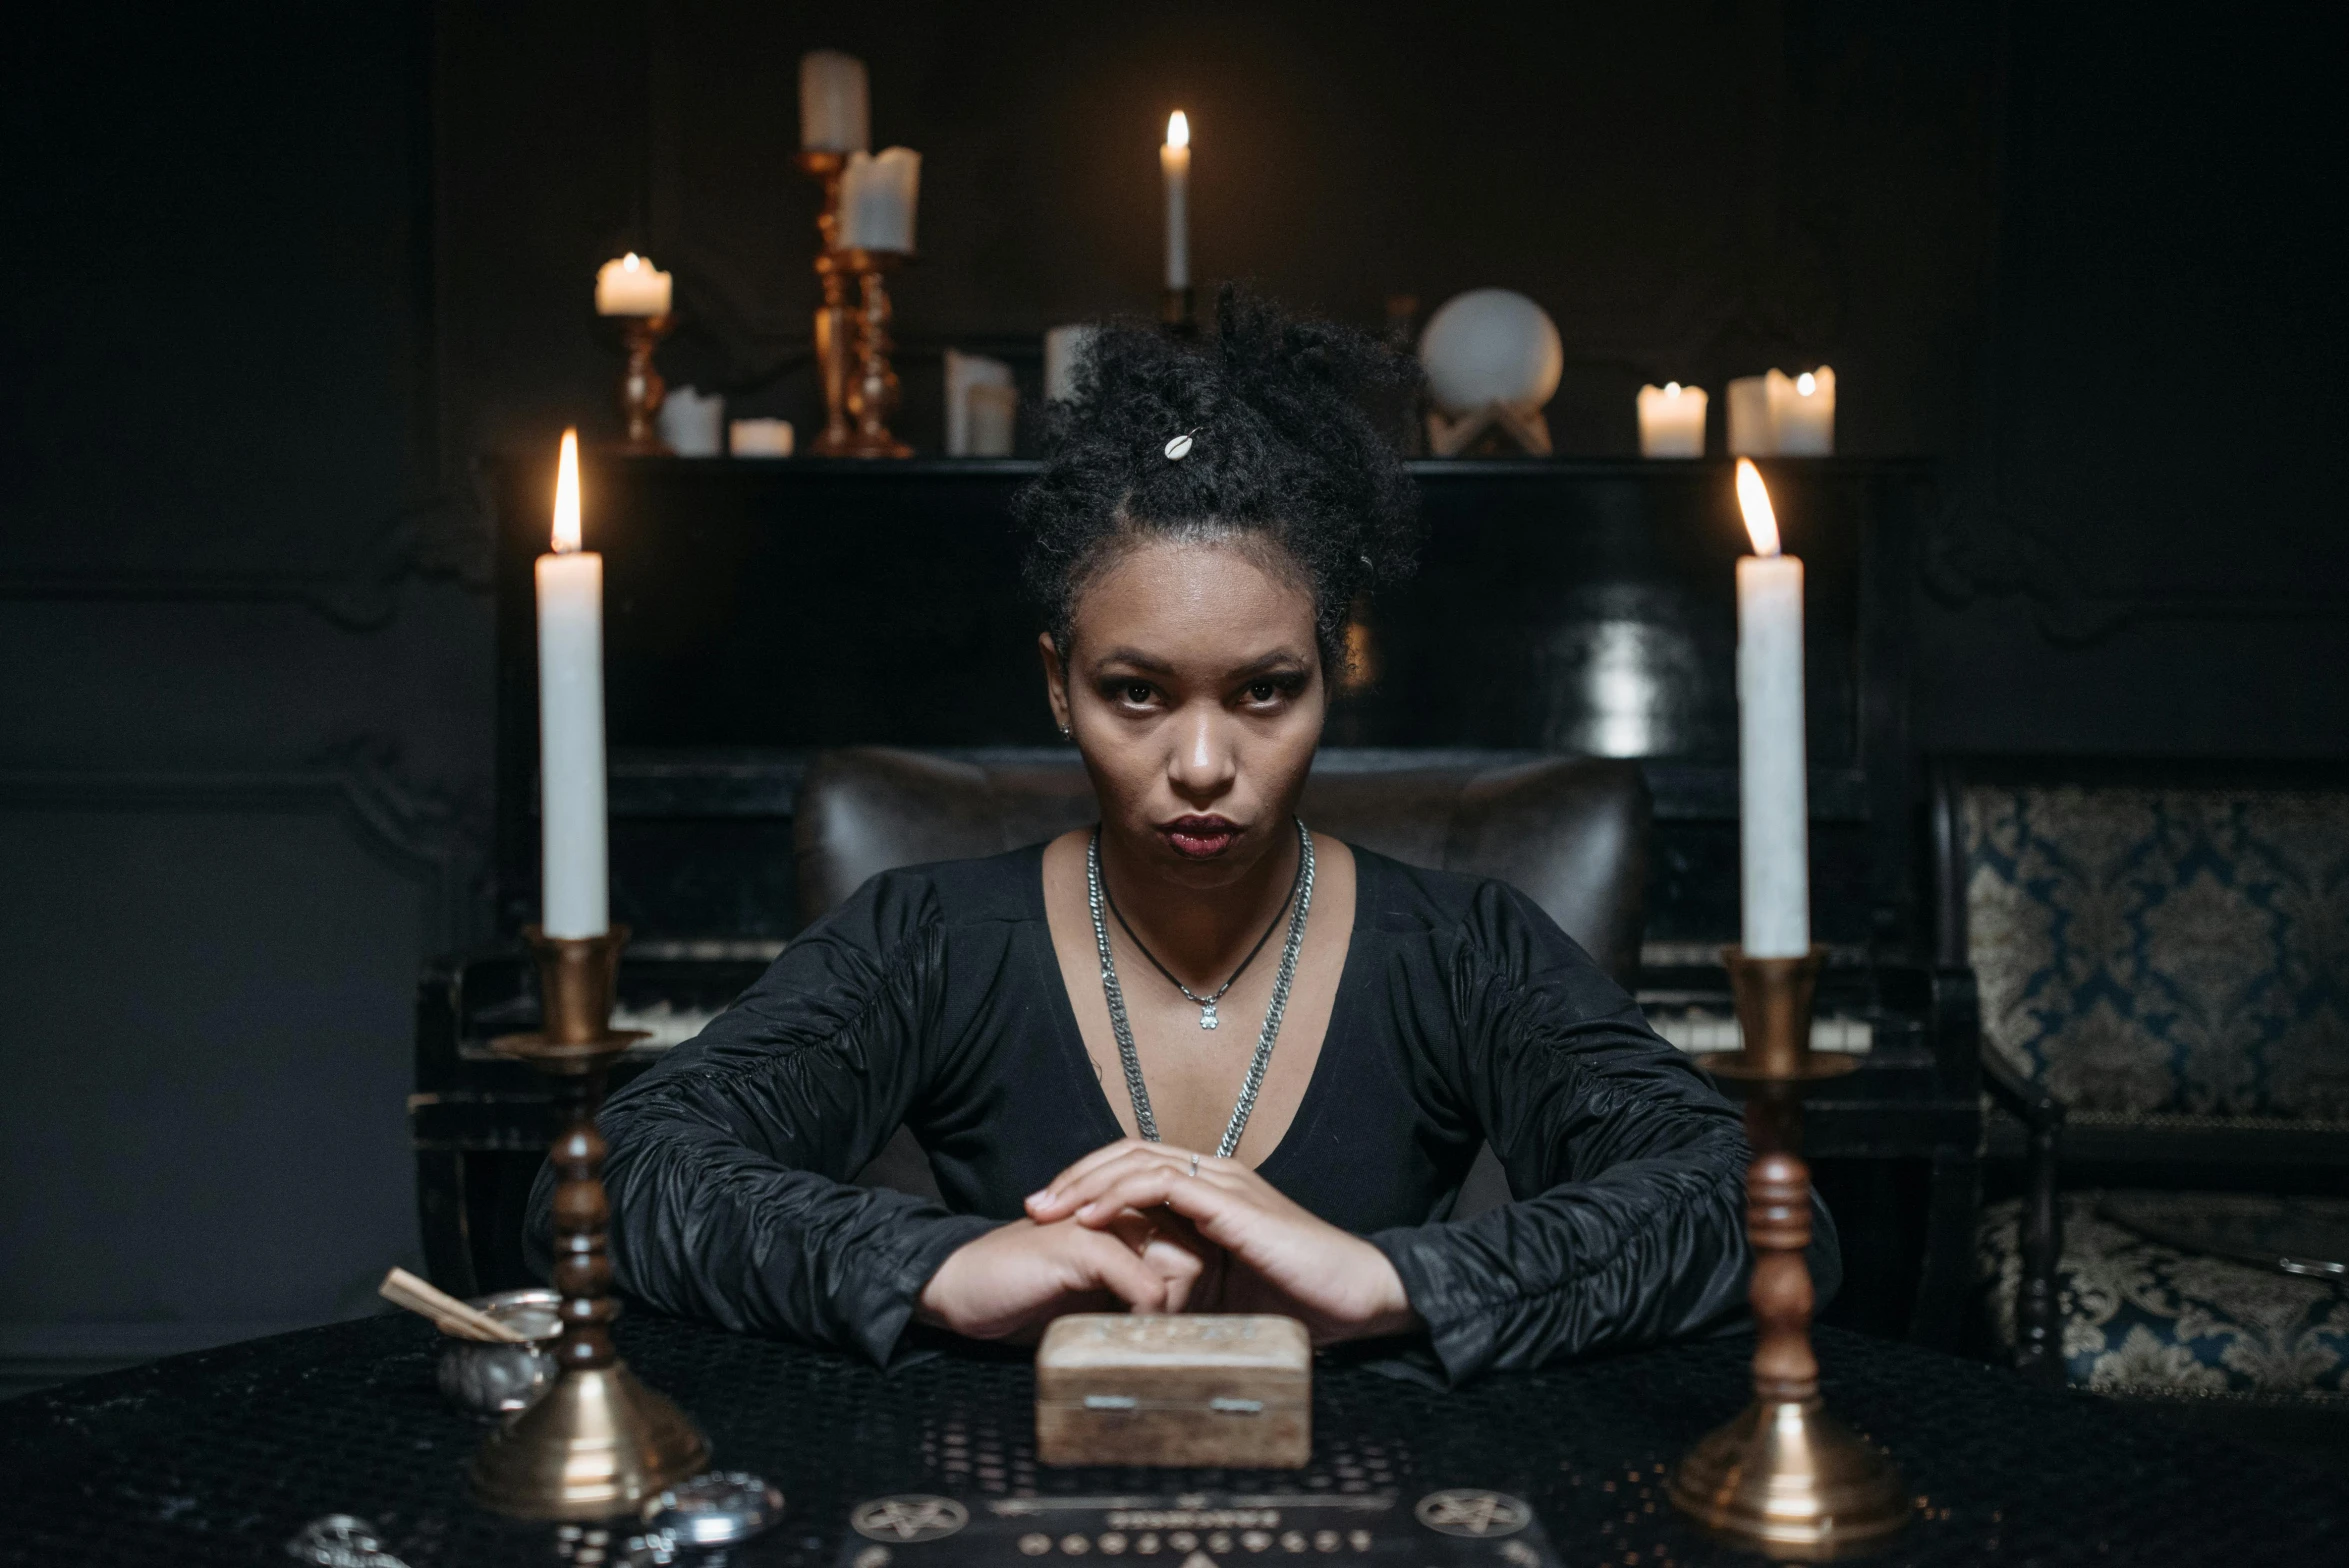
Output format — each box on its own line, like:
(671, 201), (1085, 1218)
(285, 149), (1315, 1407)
(1057, 722), (1072, 741)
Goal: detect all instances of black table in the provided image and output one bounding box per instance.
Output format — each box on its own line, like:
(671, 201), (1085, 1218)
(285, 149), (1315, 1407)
(2, 1315), (2339, 1566)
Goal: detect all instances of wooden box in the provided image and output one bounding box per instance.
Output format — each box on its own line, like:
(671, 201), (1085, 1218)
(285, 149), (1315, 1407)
(1036, 1315), (1312, 1469)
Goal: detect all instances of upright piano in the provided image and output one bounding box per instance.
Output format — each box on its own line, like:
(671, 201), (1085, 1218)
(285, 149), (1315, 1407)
(411, 454), (1978, 1345)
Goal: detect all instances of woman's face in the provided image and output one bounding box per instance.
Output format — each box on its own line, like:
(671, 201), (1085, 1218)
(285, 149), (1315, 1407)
(1043, 534), (1326, 890)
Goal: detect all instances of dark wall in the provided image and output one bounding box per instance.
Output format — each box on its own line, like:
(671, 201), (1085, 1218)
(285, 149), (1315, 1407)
(2, 0), (2341, 1382)
(0, 3), (476, 1381)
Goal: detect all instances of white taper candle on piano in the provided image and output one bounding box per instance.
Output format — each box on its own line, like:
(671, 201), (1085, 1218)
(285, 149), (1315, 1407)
(536, 429), (609, 938)
(1161, 111), (1191, 290)
(1733, 457), (1808, 957)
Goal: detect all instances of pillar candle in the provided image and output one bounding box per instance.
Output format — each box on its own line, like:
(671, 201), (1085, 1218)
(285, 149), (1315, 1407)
(838, 147), (921, 252)
(799, 50), (870, 153)
(1726, 375), (1772, 456)
(945, 349), (1014, 456)
(1733, 457), (1808, 957)
(594, 253), (672, 317)
(1161, 111), (1191, 290)
(1043, 323), (1098, 403)
(1766, 366), (1836, 455)
(1636, 382), (1708, 457)
(967, 382), (1018, 457)
(728, 418), (795, 457)
(536, 429), (609, 939)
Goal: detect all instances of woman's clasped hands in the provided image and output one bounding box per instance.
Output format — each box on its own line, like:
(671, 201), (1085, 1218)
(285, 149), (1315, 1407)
(916, 1138), (1419, 1346)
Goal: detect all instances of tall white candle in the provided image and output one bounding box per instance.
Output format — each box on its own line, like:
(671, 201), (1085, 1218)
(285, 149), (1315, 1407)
(798, 50), (870, 153)
(536, 429), (609, 939)
(1636, 381), (1708, 457)
(1161, 111), (1191, 290)
(837, 147), (921, 253)
(1766, 366), (1836, 455)
(594, 253), (672, 318)
(1734, 457), (1809, 957)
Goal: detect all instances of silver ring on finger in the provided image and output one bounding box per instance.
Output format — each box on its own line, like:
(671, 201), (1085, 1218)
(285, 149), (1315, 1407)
(1188, 1150), (1200, 1179)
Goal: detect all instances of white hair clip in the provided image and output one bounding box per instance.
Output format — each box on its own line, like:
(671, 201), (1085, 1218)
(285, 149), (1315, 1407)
(1163, 429), (1198, 460)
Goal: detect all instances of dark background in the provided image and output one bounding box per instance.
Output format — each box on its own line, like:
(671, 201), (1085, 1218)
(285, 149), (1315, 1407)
(2, 1), (2343, 1385)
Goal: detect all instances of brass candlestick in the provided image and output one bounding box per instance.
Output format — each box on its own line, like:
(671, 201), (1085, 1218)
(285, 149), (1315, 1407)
(835, 246), (913, 458)
(470, 925), (709, 1520)
(1162, 284), (1197, 335)
(1666, 946), (1909, 1560)
(795, 155), (914, 458)
(795, 150), (859, 456)
(616, 316), (675, 454)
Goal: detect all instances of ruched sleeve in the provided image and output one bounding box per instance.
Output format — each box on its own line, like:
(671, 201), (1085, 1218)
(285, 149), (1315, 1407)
(526, 869), (1000, 1365)
(1364, 880), (1839, 1381)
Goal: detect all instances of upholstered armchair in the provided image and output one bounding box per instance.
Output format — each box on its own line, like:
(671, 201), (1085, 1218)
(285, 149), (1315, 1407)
(1936, 757), (2349, 1396)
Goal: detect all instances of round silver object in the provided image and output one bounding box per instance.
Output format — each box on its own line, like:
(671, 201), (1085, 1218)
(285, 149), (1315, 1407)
(643, 1472), (785, 1548)
(433, 1287), (562, 1417)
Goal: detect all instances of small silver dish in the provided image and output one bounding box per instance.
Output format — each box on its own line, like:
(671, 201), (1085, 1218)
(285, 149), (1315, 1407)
(643, 1472), (785, 1549)
(435, 1287), (562, 1416)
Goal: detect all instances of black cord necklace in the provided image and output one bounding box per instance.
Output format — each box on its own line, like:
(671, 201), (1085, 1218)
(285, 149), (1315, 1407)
(1097, 826), (1305, 1031)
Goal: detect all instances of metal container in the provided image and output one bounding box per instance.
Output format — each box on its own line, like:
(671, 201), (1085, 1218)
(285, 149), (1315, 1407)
(435, 1288), (562, 1417)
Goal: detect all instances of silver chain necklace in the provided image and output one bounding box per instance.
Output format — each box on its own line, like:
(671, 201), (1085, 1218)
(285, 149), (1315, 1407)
(1086, 819), (1315, 1158)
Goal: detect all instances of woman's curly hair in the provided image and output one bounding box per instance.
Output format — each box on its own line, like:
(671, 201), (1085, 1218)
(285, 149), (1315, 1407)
(1014, 286), (1422, 673)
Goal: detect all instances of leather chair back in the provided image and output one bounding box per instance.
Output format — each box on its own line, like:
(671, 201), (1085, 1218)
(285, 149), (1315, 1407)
(793, 746), (1650, 1216)
(795, 747), (1649, 986)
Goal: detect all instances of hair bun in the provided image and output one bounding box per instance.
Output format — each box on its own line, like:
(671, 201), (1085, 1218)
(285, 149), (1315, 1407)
(1016, 285), (1423, 670)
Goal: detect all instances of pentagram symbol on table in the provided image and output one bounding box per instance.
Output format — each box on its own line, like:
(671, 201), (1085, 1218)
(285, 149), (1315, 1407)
(854, 1496), (973, 1543)
(1412, 1492), (1533, 1539)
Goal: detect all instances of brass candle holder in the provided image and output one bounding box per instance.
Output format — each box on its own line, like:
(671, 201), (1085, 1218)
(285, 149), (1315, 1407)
(470, 924), (709, 1520)
(835, 246), (913, 458)
(795, 150), (858, 456)
(1162, 284), (1197, 335)
(1666, 946), (1910, 1560)
(795, 155), (914, 458)
(617, 316), (676, 454)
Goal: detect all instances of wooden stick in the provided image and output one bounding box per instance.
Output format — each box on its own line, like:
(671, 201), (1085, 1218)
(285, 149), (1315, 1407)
(378, 1266), (530, 1343)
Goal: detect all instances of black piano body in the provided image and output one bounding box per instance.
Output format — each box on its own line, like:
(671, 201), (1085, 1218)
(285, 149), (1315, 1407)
(413, 455), (1977, 1345)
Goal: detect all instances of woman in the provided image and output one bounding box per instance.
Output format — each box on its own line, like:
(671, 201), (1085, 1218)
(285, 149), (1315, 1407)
(535, 291), (1828, 1383)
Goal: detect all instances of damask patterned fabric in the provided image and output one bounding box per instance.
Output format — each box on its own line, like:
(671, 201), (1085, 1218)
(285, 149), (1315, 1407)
(1979, 1194), (2349, 1395)
(1963, 783), (2349, 1118)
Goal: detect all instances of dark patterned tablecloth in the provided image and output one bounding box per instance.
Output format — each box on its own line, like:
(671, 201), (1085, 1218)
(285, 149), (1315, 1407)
(0, 1313), (2339, 1567)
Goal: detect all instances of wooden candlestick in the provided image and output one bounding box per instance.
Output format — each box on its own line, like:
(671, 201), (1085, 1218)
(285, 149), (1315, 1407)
(1666, 946), (1909, 1560)
(468, 925), (709, 1520)
(617, 316), (675, 454)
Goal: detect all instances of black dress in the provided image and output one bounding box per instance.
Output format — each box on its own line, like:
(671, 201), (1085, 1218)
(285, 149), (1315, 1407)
(541, 843), (1832, 1382)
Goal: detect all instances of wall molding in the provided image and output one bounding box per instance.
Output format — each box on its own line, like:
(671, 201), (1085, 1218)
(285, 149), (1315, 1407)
(1924, 497), (2349, 646)
(0, 741), (489, 952)
(0, 488), (492, 631)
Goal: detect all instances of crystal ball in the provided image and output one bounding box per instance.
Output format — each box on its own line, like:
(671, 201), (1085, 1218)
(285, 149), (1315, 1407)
(1417, 289), (1564, 416)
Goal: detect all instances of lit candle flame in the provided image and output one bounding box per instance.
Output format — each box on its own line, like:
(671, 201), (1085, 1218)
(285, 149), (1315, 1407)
(622, 252), (642, 271)
(1167, 110), (1189, 149)
(1796, 371), (1817, 396)
(552, 428), (581, 553)
(1736, 456), (1780, 557)
(1663, 381), (1681, 397)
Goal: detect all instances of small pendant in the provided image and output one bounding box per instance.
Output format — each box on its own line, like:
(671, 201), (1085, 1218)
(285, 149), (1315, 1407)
(1199, 1003), (1219, 1031)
